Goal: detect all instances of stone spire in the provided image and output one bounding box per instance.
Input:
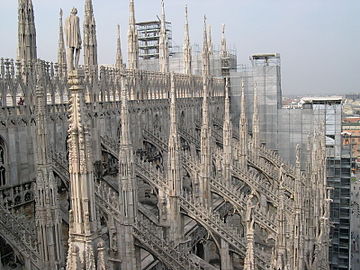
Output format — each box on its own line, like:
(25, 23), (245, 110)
(66, 69), (97, 269)
(244, 194), (256, 270)
(220, 24), (227, 58)
(159, 0), (169, 73)
(252, 82), (260, 148)
(292, 145), (304, 270)
(239, 79), (248, 168)
(83, 0), (98, 70)
(58, 9), (67, 77)
(198, 16), (212, 209)
(118, 75), (137, 224)
(183, 5), (192, 75)
(202, 16), (210, 77)
(272, 166), (290, 270)
(115, 25), (124, 70)
(207, 25), (213, 56)
(167, 73), (183, 242)
(117, 75), (138, 269)
(199, 53), (211, 209)
(128, 0), (138, 70)
(220, 24), (230, 77)
(223, 78), (232, 186)
(17, 0), (37, 63)
(34, 61), (64, 269)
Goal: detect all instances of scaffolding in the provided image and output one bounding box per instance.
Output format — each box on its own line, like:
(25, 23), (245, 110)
(136, 20), (172, 59)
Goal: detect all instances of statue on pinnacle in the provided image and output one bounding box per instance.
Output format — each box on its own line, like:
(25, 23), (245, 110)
(65, 8), (82, 70)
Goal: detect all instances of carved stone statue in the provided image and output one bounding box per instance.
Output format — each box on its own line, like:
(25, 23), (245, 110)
(65, 8), (82, 70)
(245, 192), (256, 231)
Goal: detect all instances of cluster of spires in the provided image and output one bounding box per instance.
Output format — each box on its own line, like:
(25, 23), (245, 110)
(20, 0), (271, 268)
(18, 0), (231, 77)
(15, 1), (332, 269)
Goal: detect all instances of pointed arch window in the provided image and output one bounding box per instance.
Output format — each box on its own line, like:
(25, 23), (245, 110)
(0, 138), (6, 187)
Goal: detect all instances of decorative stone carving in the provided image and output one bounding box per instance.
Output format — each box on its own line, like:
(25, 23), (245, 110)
(65, 8), (82, 70)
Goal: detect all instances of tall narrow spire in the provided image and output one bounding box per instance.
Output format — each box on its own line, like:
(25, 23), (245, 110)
(167, 73), (183, 242)
(239, 79), (248, 168)
(183, 5), (192, 75)
(117, 75), (138, 269)
(128, 0), (138, 70)
(83, 0), (98, 70)
(34, 61), (64, 269)
(252, 82), (260, 148)
(159, 0), (169, 73)
(198, 15), (212, 209)
(66, 69), (97, 269)
(223, 78), (232, 186)
(272, 166), (290, 270)
(17, 0), (37, 63)
(207, 24), (213, 56)
(58, 9), (67, 77)
(202, 16), (210, 77)
(292, 145), (304, 270)
(115, 25), (124, 70)
(199, 63), (211, 209)
(220, 24), (227, 58)
(244, 194), (256, 270)
(220, 24), (230, 77)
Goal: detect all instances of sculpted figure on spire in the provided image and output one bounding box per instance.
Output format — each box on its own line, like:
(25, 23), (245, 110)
(65, 8), (82, 70)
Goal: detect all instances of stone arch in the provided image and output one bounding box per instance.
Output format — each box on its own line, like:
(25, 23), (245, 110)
(0, 136), (7, 187)
(142, 141), (163, 171)
(0, 235), (25, 269)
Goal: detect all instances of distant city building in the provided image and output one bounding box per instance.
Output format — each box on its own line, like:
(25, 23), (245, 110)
(351, 180), (360, 270)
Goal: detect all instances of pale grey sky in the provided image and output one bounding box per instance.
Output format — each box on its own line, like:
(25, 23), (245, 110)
(0, 0), (359, 95)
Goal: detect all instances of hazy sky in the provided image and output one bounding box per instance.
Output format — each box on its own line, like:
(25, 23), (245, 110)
(0, 0), (359, 95)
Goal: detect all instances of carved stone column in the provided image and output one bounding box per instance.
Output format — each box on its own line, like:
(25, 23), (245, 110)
(66, 69), (98, 270)
(34, 61), (64, 269)
(220, 239), (232, 270)
(117, 75), (139, 269)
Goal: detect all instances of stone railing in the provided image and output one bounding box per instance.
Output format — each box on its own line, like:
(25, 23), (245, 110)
(134, 211), (201, 270)
(179, 128), (200, 147)
(135, 156), (271, 269)
(0, 57), (225, 108)
(141, 128), (289, 213)
(0, 202), (41, 269)
(142, 129), (168, 152)
(92, 164), (201, 270)
(179, 193), (271, 270)
(50, 149), (199, 270)
(212, 118), (300, 180)
(0, 181), (35, 209)
(182, 152), (277, 234)
(215, 147), (295, 213)
(178, 124), (297, 200)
